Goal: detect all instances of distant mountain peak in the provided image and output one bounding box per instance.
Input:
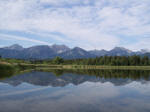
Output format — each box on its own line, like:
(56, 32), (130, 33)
(50, 44), (70, 54)
(106, 47), (133, 56)
(31, 45), (49, 48)
(59, 46), (95, 59)
(89, 49), (108, 56)
(51, 44), (67, 47)
(73, 47), (81, 49)
(5, 44), (23, 51)
(140, 49), (150, 53)
(112, 47), (132, 53)
(10, 44), (22, 48)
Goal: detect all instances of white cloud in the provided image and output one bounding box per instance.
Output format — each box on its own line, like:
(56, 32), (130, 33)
(126, 37), (150, 51)
(0, 34), (51, 45)
(0, 0), (150, 50)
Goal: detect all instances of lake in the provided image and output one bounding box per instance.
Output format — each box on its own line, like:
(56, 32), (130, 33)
(0, 69), (150, 112)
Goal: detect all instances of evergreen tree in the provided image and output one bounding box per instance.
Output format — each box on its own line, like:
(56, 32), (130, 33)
(142, 56), (149, 65)
(53, 57), (64, 64)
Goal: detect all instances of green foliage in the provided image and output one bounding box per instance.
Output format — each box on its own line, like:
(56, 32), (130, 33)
(53, 56), (64, 64)
(0, 58), (30, 64)
(0, 64), (16, 79)
(61, 55), (150, 66)
(45, 55), (149, 66)
(0, 55), (150, 66)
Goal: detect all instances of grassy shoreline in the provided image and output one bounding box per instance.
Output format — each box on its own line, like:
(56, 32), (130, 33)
(1, 63), (150, 79)
(1, 62), (150, 70)
(35, 65), (150, 70)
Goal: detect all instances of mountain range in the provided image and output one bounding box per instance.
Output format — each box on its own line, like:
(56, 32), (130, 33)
(0, 44), (150, 59)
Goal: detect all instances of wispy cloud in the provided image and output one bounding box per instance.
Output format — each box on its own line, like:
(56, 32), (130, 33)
(0, 34), (51, 45)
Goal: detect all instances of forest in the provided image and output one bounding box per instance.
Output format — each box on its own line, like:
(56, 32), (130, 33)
(32, 55), (150, 66)
(0, 55), (150, 66)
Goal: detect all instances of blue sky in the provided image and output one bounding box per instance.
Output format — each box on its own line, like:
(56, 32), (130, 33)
(0, 0), (150, 51)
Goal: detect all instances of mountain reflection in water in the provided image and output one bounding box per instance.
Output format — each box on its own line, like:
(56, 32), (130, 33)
(1, 69), (150, 87)
(0, 69), (150, 112)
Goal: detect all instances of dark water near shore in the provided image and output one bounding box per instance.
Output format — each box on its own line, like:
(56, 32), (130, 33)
(0, 69), (150, 112)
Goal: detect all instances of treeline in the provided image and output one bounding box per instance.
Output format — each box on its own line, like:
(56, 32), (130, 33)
(31, 55), (150, 66)
(64, 56), (150, 66)
(1, 55), (150, 66)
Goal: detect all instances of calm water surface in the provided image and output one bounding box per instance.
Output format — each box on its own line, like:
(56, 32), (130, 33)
(0, 70), (150, 112)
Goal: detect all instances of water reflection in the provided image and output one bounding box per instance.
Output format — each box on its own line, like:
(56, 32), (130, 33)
(1, 69), (150, 87)
(0, 70), (150, 112)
